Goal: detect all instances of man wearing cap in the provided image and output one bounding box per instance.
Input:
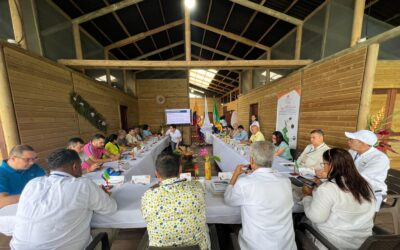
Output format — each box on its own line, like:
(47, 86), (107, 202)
(345, 129), (390, 211)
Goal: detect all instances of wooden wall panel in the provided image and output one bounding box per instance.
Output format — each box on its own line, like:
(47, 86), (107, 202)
(373, 61), (400, 169)
(225, 47), (368, 153)
(2, 45), (138, 165)
(137, 79), (190, 144)
(3, 47), (78, 164)
(222, 100), (238, 112)
(189, 97), (222, 119)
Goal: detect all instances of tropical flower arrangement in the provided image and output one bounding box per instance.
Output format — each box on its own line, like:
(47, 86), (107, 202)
(367, 106), (399, 154)
(199, 148), (221, 180)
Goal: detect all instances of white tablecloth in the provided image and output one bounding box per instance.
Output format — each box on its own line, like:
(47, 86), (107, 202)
(0, 136), (304, 236)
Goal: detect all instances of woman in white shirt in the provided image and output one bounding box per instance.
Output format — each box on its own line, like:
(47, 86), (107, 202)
(302, 148), (375, 250)
(249, 114), (260, 129)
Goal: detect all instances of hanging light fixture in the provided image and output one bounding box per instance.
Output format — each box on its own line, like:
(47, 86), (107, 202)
(184, 0), (195, 10)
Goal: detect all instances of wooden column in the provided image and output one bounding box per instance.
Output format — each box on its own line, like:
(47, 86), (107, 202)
(73, 23), (83, 59)
(357, 43), (379, 130)
(265, 51), (271, 84)
(295, 25), (303, 60)
(104, 50), (111, 86)
(123, 70), (128, 93)
(184, 6), (191, 61)
(8, 0), (27, 49)
(0, 47), (20, 154)
(351, 0), (366, 47)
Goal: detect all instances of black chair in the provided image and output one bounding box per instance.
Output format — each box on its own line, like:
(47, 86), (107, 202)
(85, 232), (110, 250)
(296, 222), (400, 250)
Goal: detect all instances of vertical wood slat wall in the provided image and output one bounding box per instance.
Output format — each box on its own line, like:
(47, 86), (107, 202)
(229, 47), (368, 150)
(136, 79), (191, 144)
(189, 97), (222, 120)
(372, 61), (400, 169)
(1, 44), (139, 164)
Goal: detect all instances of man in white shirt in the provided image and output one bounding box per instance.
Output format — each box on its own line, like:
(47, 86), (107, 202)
(297, 129), (330, 170)
(165, 125), (182, 151)
(224, 141), (296, 250)
(11, 148), (117, 250)
(126, 128), (139, 146)
(345, 129), (390, 210)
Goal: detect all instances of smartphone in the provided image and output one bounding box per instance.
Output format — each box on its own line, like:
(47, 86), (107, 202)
(297, 176), (316, 187)
(241, 164), (251, 171)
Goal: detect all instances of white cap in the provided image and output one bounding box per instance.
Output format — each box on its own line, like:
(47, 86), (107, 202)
(344, 130), (377, 146)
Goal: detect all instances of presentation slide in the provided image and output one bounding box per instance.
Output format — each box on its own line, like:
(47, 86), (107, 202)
(165, 109), (192, 125)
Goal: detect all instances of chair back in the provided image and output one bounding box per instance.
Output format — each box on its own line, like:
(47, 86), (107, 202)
(359, 235), (400, 250)
(386, 169), (400, 195)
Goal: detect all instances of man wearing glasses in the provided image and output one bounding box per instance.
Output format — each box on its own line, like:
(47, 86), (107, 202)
(0, 145), (45, 207)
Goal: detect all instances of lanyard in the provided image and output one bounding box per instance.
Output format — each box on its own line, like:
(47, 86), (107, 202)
(307, 143), (326, 154)
(354, 153), (359, 161)
(162, 179), (186, 187)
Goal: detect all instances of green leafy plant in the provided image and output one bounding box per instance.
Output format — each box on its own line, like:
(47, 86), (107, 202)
(70, 91), (107, 133)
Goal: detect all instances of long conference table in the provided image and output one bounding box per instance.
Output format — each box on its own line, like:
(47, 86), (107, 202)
(0, 135), (303, 236)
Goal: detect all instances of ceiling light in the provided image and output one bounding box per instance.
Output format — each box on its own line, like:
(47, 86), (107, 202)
(184, 0), (195, 10)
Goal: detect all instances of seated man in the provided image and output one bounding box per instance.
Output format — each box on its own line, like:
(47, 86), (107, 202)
(297, 129), (330, 170)
(249, 125), (265, 143)
(229, 123), (239, 138)
(0, 145), (45, 208)
(142, 124), (152, 138)
(234, 125), (248, 142)
(345, 130), (390, 210)
(134, 126), (143, 141)
(11, 148), (117, 249)
(141, 153), (209, 249)
(82, 134), (119, 171)
(126, 128), (138, 146)
(165, 125), (182, 151)
(67, 137), (101, 173)
(116, 129), (128, 148)
(224, 141), (296, 250)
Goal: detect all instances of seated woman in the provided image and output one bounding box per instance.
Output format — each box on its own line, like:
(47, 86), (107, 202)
(302, 148), (375, 249)
(271, 131), (292, 161)
(82, 134), (119, 172)
(105, 134), (123, 156)
(142, 124), (152, 139)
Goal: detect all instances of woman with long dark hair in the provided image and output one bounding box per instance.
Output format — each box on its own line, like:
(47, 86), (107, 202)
(271, 131), (292, 161)
(302, 148), (375, 249)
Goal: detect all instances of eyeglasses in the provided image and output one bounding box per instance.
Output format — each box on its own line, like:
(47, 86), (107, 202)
(18, 157), (39, 162)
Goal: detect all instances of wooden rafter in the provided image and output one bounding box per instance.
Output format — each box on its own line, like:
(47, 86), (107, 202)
(199, 0), (213, 58)
(72, 0), (143, 24)
(105, 19), (184, 51)
(135, 4), (162, 59)
(351, 0), (366, 46)
(158, 0), (175, 57)
(210, 2), (235, 60)
(189, 84), (225, 95)
(243, 0), (299, 59)
(191, 42), (242, 60)
(184, 5), (191, 61)
(230, 0), (303, 26)
(58, 59), (313, 70)
(68, 0), (130, 59)
(134, 41), (184, 60)
(103, 0), (144, 55)
(191, 21), (270, 52)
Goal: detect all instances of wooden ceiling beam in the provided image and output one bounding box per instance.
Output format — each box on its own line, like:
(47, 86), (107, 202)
(184, 6), (191, 61)
(191, 42), (242, 60)
(134, 41), (184, 60)
(189, 84), (225, 95)
(191, 21), (270, 52)
(58, 59), (313, 70)
(230, 0), (303, 26)
(72, 0), (143, 24)
(105, 19), (184, 51)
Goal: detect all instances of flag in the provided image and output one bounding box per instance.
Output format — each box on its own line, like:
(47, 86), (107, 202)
(200, 96), (213, 143)
(102, 169), (110, 184)
(192, 98), (199, 126)
(212, 96), (220, 123)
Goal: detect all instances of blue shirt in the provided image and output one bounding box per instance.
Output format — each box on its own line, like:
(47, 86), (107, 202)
(234, 130), (248, 141)
(276, 141), (293, 161)
(0, 160), (45, 195)
(142, 130), (152, 137)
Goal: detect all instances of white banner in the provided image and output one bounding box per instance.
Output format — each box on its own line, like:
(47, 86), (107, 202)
(276, 88), (301, 149)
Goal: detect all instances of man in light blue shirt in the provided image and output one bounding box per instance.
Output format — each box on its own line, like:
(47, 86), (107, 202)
(0, 145), (45, 207)
(234, 125), (248, 141)
(142, 124), (152, 138)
